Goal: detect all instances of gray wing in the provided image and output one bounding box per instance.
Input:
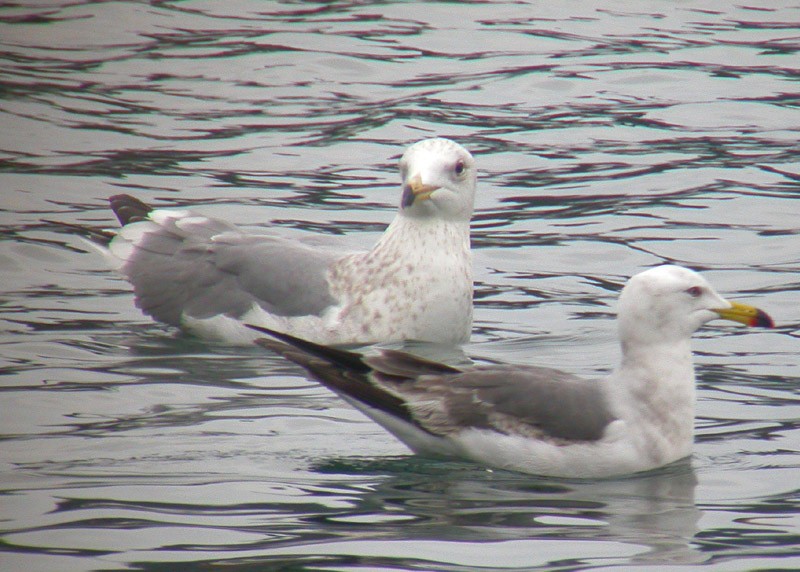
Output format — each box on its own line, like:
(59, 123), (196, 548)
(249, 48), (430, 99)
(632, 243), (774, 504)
(112, 215), (345, 326)
(255, 331), (615, 444)
(370, 357), (616, 443)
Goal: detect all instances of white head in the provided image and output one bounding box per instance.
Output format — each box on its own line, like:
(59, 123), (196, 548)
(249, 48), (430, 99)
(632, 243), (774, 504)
(617, 265), (773, 346)
(397, 138), (477, 222)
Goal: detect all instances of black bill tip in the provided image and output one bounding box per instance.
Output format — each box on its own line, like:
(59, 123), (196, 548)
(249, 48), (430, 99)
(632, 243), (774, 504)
(753, 308), (775, 329)
(401, 185), (415, 208)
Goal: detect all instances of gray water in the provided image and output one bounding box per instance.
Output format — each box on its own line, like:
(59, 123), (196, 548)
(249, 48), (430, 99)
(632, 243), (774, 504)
(1, 1), (799, 570)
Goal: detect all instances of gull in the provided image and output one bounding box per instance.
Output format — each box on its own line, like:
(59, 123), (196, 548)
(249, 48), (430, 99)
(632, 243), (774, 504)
(251, 265), (774, 479)
(83, 138), (476, 345)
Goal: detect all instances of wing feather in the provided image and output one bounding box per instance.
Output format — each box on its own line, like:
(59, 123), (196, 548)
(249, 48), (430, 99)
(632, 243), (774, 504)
(109, 207), (348, 324)
(253, 329), (615, 445)
(397, 366), (615, 442)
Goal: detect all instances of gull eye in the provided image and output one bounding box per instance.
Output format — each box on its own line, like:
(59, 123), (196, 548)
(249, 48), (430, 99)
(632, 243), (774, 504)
(686, 286), (702, 298)
(454, 160), (465, 176)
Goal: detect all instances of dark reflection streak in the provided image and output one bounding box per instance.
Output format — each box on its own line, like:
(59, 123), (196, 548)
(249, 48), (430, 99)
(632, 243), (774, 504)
(0, 148), (241, 177)
(696, 420), (797, 444)
(714, 497), (800, 519)
(88, 461), (698, 569)
(16, 456), (700, 569)
(0, 11), (83, 26)
(701, 369), (800, 396)
(476, 188), (711, 221)
(760, 165), (800, 183)
(0, 544), (113, 559)
(0, 229), (96, 255)
(730, 20), (800, 32)
(52, 496), (329, 519)
(695, 533), (800, 560)
(497, 154), (794, 194)
(471, 232), (678, 263)
(591, 60), (799, 80)
(0, 51), (143, 85)
(1, 381), (325, 440)
(5, 317), (125, 336)
(1, 3), (795, 567)
(152, 0), (381, 23)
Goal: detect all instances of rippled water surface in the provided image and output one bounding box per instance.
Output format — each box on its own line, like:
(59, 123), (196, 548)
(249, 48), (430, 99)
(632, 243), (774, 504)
(2, 1), (800, 570)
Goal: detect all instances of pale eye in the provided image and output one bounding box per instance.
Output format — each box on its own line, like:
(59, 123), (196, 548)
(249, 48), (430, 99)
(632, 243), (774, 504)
(454, 160), (465, 176)
(686, 286), (702, 298)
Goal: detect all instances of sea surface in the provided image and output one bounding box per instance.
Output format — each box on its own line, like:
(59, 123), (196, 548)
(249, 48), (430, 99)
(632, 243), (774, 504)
(1, 1), (799, 570)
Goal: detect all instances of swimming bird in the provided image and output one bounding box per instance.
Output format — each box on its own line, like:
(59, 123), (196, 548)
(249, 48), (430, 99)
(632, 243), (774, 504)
(251, 265), (774, 478)
(84, 138), (476, 345)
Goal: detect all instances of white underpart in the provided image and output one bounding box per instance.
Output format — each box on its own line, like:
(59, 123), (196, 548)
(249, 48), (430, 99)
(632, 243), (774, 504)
(349, 405), (690, 479)
(442, 343), (699, 479)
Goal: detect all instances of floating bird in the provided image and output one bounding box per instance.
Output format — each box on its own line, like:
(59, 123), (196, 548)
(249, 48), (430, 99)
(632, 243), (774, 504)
(81, 138), (477, 345)
(251, 265), (774, 478)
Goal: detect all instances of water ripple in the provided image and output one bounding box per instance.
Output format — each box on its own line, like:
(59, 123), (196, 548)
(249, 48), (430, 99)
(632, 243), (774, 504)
(2, 0), (800, 569)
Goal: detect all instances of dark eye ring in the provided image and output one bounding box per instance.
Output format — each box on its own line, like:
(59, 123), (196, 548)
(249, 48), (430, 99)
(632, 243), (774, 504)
(687, 286), (702, 298)
(454, 160), (465, 175)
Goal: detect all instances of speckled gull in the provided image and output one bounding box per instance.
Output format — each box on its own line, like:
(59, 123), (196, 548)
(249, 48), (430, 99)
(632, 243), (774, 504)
(90, 138), (476, 345)
(251, 265), (775, 479)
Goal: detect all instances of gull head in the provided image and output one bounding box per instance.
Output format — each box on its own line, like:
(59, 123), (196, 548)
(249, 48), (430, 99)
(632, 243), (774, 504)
(617, 265), (774, 346)
(398, 138), (477, 222)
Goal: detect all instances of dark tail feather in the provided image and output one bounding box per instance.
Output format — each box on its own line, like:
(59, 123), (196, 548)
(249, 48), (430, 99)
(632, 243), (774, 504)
(110, 194), (153, 226)
(43, 193), (152, 247)
(246, 324), (371, 374)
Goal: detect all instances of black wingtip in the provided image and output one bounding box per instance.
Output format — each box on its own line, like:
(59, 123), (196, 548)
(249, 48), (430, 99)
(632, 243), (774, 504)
(248, 324), (424, 433)
(246, 324), (371, 373)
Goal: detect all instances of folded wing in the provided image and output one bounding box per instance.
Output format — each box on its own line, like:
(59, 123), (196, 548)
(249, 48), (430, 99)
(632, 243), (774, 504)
(254, 327), (616, 449)
(108, 195), (346, 326)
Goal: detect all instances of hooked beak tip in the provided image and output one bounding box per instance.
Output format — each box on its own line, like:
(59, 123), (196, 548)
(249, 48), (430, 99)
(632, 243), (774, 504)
(401, 175), (439, 208)
(714, 302), (775, 328)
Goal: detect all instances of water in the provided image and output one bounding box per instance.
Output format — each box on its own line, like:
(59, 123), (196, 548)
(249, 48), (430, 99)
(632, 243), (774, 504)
(1, 1), (799, 570)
